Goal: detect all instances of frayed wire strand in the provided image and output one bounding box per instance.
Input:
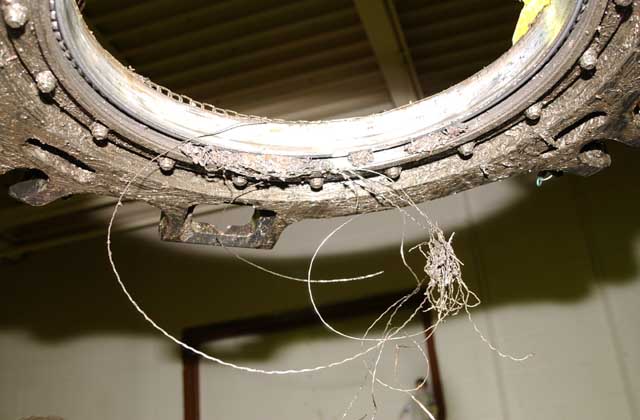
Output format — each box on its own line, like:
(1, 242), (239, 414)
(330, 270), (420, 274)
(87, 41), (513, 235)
(217, 241), (384, 284)
(106, 125), (392, 375)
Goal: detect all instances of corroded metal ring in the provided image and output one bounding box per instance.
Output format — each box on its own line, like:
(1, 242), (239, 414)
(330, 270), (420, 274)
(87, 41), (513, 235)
(1, 0), (638, 249)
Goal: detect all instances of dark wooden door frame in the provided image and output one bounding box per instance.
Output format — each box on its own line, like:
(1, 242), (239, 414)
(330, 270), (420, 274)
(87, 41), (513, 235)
(181, 289), (445, 420)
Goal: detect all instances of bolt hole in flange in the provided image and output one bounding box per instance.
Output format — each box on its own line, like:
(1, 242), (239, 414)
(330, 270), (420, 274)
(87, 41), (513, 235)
(580, 140), (609, 154)
(1, 167), (52, 206)
(2, 167), (49, 185)
(0, 168), (48, 205)
(50, 0), (590, 183)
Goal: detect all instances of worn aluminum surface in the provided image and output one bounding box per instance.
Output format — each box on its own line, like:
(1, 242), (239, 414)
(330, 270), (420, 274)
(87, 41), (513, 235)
(0, 0), (638, 249)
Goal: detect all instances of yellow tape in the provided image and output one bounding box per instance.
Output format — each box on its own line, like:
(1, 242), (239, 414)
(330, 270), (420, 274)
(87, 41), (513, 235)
(513, 0), (552, 44)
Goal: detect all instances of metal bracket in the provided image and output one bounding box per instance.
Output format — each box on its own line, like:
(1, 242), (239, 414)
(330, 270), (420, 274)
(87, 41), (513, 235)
(159, 206), (288, 249)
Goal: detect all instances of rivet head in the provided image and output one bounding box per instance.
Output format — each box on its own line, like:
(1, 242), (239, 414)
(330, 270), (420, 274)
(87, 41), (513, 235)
(231, 175), (248, 189)
(3, 1), (28, 29)
(309, 177), (324, 191)
(457, 142), (475, 158)
(385, 166), (402, 180)
(35, 70), (57, 94)
(90, 122), (109, 141)
(579, 48), (598, 71)
(525, 103), (543, 121)
(614, 0), (632, 7)
(158, 157), (175, 173)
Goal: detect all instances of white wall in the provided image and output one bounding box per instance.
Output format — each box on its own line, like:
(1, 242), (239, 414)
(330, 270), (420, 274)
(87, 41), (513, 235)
(1, 142), (638, 420)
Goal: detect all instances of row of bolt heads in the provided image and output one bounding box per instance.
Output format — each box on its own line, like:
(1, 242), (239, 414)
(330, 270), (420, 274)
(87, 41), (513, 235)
(3, 0), (632, 191)
(217, 166), (403, 191)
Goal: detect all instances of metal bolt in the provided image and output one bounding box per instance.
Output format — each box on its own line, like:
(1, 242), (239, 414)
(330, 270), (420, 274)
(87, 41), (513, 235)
(158, 157), (175, 173)
(525, 103), (543, 121)
(614, 0), (632, 7)
(309, 177), (324, 191)
(457, 142), (475, 158)
(90, 122), (109, 141)
(579, 48), (598, 71)
(2, 1), (28, 29)
(35, 70), (56, 94)
(231, 174), (248, 189)
(385, 166), (402, 180)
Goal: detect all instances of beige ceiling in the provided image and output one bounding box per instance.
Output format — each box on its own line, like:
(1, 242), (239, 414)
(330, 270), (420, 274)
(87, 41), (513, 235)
(84, 0), (520, 119)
